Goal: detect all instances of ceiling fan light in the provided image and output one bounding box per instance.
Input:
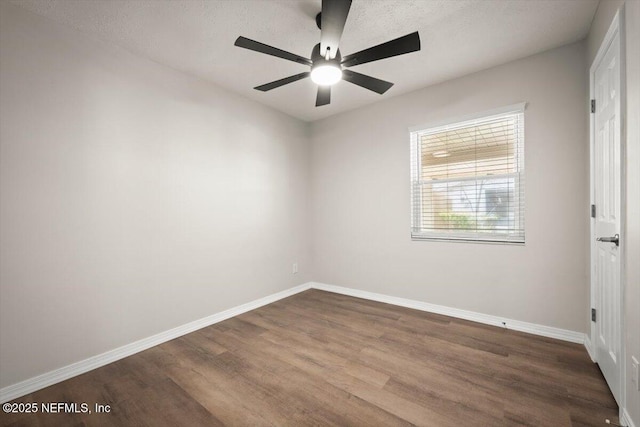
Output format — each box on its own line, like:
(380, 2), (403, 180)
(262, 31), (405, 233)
(310, 64), (342, 86)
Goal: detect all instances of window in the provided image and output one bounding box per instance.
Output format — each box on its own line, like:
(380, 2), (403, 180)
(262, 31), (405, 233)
(410, 104), (525, 243)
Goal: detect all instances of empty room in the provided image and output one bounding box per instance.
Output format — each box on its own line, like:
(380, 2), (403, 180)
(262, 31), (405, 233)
(0, 0), (639, 425)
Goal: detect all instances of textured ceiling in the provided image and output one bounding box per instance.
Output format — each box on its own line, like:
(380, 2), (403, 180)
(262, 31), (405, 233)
(11, 0), (599, 122)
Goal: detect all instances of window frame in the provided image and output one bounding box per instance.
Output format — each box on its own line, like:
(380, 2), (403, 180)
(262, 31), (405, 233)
(409, 103), (527, 244)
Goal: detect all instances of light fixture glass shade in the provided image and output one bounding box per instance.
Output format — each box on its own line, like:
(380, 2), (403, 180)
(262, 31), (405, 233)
(310, 64), (342, 86)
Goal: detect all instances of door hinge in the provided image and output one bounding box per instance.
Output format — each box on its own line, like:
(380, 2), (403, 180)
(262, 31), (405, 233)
(591, 308), (597, 322)
(591, 99), (596, 113)
(591, 204), (596, 218)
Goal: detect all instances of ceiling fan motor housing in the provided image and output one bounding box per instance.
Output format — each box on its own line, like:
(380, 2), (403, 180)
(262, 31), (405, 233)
(311, 43), (341, 68)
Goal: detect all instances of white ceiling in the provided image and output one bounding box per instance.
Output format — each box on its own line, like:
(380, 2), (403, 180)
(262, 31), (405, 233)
(11, 0), (599, 122)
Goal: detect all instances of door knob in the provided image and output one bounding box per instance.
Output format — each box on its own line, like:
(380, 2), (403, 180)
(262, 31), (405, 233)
(597, 234), (619, 246)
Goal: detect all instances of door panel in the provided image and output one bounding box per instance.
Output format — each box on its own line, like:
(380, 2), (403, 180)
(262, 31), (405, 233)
(593, 29), (622, 404)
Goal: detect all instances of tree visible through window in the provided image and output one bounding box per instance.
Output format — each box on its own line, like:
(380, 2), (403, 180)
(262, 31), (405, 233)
(410, 104), (525, 243)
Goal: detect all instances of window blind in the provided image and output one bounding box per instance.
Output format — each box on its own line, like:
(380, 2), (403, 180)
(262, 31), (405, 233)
(410, 105), (525, 243)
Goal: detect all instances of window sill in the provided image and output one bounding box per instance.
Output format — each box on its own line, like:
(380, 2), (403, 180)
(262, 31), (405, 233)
(411, 235), (525, 245)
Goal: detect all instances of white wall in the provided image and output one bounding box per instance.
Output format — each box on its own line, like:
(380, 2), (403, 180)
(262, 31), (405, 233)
(624, 2), (640, 422)
(0, 3), (310, 389)
(310, 41), (589, 333)
(587, 0), (640, 424)
(623, 3), (640, 423)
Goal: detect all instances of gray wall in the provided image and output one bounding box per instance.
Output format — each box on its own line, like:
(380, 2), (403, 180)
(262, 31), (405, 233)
(310, 41), (589, 333)
(587, 0), (640, 423)
(0, 3), (311, 388)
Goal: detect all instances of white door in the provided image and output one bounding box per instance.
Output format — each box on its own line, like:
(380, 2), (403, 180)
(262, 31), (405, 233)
(593, 25), (622, 405)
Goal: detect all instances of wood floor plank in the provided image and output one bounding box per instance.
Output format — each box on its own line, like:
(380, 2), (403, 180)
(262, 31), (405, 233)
(0, 290), (619, 426)
(202, 330), (412, 426)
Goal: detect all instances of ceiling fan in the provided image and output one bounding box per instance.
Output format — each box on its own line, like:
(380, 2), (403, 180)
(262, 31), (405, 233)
(234, 0), (421, 107)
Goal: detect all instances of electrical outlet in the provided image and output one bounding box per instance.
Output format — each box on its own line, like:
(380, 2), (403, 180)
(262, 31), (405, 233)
(632, 356), (639, 391)
(292, 263), (298, 274)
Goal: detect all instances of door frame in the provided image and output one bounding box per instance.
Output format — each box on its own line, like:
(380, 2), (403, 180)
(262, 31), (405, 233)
(589, 6), (627, 411)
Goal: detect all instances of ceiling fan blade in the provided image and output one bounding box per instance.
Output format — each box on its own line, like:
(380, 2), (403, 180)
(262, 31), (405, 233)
(342, 69), (393, 94)
(341, 31), (421, 68)
(254, 72), (310, 92)
(316, 86), (331, 106)
(235, 36), (312, 66)
(320, 0), (352, 59)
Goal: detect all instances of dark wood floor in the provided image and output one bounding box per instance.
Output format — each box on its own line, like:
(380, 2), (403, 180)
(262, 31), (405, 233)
(1, 290), (618, 426)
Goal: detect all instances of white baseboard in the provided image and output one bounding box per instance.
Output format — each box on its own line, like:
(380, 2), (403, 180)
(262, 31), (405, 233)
(0, 282), (312, 404)
(584, 334), (596, 362)
(622, 408), (637, 427)
(309, 282), (586, 344)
